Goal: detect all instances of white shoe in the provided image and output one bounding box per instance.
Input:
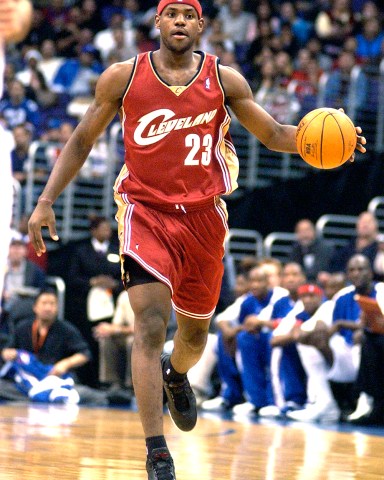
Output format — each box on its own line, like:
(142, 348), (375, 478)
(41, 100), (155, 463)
(347, 393), (373, 421)
(200, 396), (230, 411)
(287, 402), (340, 424)
(258, 405), (281, 418)
(232, 402), (257, 416)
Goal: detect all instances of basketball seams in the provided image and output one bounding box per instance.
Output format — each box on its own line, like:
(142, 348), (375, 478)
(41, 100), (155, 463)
(299, 110), (328, 159)
(319, 113), (333, 168)
(328, 113), (345, 166)
(296, 107), (356, 169)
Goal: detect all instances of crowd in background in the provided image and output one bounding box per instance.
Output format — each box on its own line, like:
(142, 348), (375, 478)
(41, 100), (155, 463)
(1, 0), (384, 425)
(2, 0), (384, 191)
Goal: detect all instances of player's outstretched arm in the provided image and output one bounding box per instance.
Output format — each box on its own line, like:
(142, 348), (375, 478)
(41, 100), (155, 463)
(220, 65), (298, 154)
(0, 0), (32, 43)
(28, 60), (134, 256)
(221, 66), (367, 158)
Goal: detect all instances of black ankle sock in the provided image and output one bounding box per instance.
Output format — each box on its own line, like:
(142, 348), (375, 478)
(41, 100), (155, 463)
(163, 356), (187, 383)
(146, 435), (168, 456)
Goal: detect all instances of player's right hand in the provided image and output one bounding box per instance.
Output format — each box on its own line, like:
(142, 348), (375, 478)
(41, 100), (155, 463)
(28, 202), (59, 256)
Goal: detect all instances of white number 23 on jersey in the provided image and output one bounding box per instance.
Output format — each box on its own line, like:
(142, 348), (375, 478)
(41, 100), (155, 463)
(184, 134), (212, 166)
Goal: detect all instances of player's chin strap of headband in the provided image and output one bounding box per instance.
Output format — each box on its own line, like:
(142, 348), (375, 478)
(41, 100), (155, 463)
(157, 0), (203, 18)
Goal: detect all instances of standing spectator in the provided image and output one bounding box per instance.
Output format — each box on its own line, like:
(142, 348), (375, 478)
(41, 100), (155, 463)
(66, 216), (122, 386)
(331, 211), (379, 274)
(289, 218), (335, 285)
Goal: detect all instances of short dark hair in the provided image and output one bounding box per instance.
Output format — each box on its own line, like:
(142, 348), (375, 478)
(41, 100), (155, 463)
(89, 216), (108, 230)
(34, 288), (57, 303)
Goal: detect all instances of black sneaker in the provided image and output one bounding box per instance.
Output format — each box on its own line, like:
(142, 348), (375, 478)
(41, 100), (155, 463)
(146, 447), (176, 480)
(161, 353), (197, 432)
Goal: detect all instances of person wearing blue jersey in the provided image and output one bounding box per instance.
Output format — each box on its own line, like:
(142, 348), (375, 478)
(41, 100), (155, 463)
(256, 263), (307, 417)
(328, 254), (384, 425)
(200, 269), (252, 411)
(230, 265), (288, 416)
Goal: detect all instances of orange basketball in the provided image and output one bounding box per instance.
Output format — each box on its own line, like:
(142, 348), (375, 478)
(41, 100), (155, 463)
(296, 107), (357, 169)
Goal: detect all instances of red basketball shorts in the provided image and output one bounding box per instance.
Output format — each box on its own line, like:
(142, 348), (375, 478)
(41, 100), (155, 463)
(115, 195), (228, 320)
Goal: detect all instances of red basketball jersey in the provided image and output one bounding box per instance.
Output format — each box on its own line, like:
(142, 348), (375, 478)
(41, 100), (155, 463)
(114, 51), (239, 207)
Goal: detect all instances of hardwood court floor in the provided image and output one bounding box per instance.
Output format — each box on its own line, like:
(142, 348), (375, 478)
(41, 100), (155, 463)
(0, 402), (384, 480)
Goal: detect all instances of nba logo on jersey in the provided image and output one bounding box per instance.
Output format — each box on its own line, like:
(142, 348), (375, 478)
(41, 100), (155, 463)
(205, 78), (210, 90)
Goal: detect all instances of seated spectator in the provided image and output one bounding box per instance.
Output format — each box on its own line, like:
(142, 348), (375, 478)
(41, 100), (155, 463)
(99, 25), (137, 64)
(278, 1), (313, 47)
(330, 211), (379, 274)
(306, 36), (333, 72)
(201, 257), (286, 412)
(217, 0), (257, 47)
(198, 16), (235, 55)
(79, 0), (106, 34)
(349, 290), (384, 426)
(20, 8), (56, 50)
(0, 290), (130, 405)
(2, 238), (46, 331)
(289, 218), (335, 285)
(281, 284), (342, 423)
(37, 39), (65, 89)
(93, 290), (134, 394)
(11, 213), (48, 273)
(289, 49), (323, 116)
(373, 234), (384, 281)
(229, 264), (289, 416)
(200, 268), (254, 411)
(323, 49), (368, 112)
(314, 0), (355, 59)
(11, 123), (33, 186)
(16, 49), (57, 109)
(135, 23), (159, 54)
(355, 17), (384, 64)
(52, 44), (103, 98)
(0, 80), (41, 135)
(256, 263), (307, 418)
(94, 13), (137, 64)
(289, 255), (380, 423)
(258, 257), (284, 289)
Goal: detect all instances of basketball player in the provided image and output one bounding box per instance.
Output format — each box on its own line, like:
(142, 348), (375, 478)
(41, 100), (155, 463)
(28, 1), (366, 478)
(0, 0), (32, 314)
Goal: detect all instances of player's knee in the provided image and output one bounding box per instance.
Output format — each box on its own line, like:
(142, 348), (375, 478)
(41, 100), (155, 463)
(134, 311), (167, 350)
(180, 326), (208, 352)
